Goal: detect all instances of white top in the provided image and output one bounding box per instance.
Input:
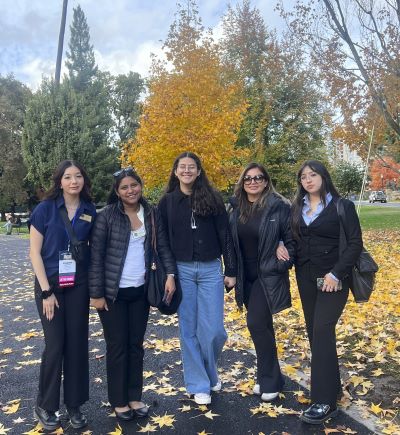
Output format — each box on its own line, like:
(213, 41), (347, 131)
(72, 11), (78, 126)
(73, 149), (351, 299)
(119, 205), (146, 288)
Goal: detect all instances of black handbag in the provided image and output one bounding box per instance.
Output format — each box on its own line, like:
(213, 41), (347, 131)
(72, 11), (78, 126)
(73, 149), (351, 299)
(336, 199), (379, 303)
(147, 210), (182, 315)
(59, 207), (89, 263)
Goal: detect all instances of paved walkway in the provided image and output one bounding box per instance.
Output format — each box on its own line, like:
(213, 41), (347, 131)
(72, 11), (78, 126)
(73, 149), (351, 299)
(0, 235), (373, 434)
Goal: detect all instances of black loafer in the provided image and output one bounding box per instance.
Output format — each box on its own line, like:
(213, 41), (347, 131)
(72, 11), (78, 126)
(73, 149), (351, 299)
(300, 403), (338, 424)
(67, 406), (88, 429)
(133, 405), (150, 418)
(115, 409), (135, 421)
(34, 406), (61, 431)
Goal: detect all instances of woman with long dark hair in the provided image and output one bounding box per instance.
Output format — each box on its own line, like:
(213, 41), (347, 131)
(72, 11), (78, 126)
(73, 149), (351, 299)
(229, 163), (294, 402)
(279, 160), (363, 424)
(158, 152), (236, 405)
(29, 160), (96, 431)
(89, 167), (176, 420)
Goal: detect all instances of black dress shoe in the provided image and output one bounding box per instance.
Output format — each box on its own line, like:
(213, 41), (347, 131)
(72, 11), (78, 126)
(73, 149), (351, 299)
(133, 405), (150, 418)
(67, 406), (88, 429)
(115, 409), (135, 421)
(34, 406), (61, 431)
(300, 403), (338, 424)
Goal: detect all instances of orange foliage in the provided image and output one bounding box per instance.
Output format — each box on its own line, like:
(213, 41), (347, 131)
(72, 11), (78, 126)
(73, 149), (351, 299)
(121, 6), (249, 190)
(369, 157), (400, 190)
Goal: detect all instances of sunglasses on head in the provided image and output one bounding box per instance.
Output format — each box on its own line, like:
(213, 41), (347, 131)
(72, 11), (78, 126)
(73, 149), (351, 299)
(243, 174), (266, 185)
(113, 166), (134, 178)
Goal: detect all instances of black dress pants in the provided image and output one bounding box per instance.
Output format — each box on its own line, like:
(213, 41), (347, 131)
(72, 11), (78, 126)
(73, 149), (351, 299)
(244, 260), (284, 394)
(35, 275), (89, 412)
(98, 286), (150, 407)
(295, 262), (349, 408)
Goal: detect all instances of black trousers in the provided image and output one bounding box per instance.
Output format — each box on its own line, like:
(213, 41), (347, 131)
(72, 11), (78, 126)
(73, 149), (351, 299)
(98, 286), (150, 407)
(244, 260), (284, 394)
(295, 262), (349, 407)
(35, 276), (89, 412)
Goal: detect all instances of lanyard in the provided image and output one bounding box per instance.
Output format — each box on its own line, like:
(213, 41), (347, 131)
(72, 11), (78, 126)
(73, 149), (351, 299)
(65, 206), (80, 248)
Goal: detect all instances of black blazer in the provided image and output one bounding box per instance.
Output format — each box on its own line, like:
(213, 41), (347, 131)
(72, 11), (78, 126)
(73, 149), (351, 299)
(294, 198), (363, 280)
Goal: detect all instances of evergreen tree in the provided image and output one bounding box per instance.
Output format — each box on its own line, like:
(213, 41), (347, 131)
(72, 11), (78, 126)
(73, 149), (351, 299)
(65, 5), (98, 92)
(221, 1), (328, 196)
(0, 75), (31, 215)
(22, 78), (118, 203)
(110, 72), (145, 143)
(23, 5), (119, 203)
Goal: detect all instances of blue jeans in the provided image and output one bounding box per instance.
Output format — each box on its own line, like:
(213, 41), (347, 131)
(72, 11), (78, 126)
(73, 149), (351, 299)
(177, 259), (227, 394)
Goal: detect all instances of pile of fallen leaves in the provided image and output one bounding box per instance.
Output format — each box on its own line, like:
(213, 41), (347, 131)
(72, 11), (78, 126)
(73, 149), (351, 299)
(224, 230), (400, 434)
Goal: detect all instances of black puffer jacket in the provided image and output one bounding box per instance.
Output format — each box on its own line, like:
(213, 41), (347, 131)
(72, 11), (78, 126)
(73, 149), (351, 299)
(89, 199), (177, 301)
(229, 193), (295, 313)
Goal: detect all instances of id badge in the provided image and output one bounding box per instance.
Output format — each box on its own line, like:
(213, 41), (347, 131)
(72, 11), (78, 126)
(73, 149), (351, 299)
(59, 251), (76, 287)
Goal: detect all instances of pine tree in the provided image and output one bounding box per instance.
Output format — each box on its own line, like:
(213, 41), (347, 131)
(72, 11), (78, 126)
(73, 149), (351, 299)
(65, 5), (97, 92)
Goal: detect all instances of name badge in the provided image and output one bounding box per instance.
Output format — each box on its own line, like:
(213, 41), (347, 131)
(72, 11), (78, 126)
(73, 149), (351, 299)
(79, 214), (92, 222)
(59, 251), (76, 287)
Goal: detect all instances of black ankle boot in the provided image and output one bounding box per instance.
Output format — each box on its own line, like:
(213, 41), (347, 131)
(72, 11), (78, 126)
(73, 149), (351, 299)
(67, 406), (88, 429)
(34, 406), (61, 431)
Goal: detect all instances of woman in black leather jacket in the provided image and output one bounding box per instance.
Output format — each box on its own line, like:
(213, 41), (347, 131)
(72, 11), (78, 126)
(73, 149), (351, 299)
(89, 167), (177, 421)
(229, 163), (294, 403)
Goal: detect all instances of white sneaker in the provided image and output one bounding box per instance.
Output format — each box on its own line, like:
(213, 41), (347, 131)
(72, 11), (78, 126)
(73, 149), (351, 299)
(194, 393), (211, 405)
(261, 392), (279, 402)
(253, 384), (261, 395)
(211, 380), (222, 392)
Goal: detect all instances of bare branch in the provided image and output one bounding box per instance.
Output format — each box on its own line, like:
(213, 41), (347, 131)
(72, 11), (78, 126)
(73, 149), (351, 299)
(322, 0), (400, 136)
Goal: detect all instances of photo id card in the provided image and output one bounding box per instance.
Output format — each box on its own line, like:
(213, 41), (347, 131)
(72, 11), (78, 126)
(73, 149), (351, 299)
(59, 251), (76, 287)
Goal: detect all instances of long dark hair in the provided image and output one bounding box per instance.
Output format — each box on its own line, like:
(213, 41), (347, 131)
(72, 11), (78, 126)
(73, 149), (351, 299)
(291, 160), (340, 240)
(107, 168), (143, 205)
(163, 152), (225, 216)
(44, 160), (92, 202)
(234, 162), (283, 223)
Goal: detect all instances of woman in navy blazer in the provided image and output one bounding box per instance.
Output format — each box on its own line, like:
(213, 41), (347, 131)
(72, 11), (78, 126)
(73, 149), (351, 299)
(278, 160), (362, 424)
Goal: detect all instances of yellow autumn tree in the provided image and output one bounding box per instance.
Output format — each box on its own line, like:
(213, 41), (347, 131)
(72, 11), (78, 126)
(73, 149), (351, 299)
(121, 2), (249, 190)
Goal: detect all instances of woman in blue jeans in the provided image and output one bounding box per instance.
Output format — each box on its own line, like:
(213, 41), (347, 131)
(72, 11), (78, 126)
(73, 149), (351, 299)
(158, 152), (236, 405)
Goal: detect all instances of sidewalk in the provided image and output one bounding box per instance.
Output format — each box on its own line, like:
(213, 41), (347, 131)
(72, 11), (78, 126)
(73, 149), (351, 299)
(0, 236), (374, 434)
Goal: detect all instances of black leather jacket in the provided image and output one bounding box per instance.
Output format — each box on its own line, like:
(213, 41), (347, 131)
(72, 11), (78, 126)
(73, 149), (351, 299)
(229, 193), (295, 313)
(89, 199), (177, 300)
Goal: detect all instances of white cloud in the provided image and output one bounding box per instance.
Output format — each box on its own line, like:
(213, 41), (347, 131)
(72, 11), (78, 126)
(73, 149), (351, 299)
(19, 58), (56, 90)
(94, 40), (165, 78)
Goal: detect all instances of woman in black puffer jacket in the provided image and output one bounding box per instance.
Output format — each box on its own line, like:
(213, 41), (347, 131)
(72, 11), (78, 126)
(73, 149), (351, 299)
(89, 167), (177, 421)
(229, 163), (295, 403)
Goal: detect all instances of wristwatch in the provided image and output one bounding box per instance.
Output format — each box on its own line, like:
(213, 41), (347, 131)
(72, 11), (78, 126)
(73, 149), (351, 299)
(41, 287), (54, 299)
(167, 274), (175, 278)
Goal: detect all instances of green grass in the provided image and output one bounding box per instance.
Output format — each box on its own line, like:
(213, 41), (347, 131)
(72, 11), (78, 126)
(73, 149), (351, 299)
(1, 205), (398, 235)
(358, 205), (400, 230)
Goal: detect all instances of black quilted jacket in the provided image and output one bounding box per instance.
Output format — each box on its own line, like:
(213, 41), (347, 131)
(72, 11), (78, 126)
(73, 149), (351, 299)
(229, 193), (295, 313)
(89, 199), (177, 301)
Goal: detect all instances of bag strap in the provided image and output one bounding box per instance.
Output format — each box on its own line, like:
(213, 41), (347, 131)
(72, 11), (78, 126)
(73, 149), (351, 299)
(336, 198), (348, 254)
(150, 209), (158, 255)
(59, 207), (80, 246)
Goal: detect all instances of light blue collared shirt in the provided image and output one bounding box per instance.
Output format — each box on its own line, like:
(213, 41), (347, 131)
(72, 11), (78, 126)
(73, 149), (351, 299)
(302, 192), (333, 226)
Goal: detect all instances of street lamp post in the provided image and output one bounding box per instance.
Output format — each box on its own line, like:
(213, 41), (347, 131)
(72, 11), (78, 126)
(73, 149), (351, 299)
(381, 174), (384, 190)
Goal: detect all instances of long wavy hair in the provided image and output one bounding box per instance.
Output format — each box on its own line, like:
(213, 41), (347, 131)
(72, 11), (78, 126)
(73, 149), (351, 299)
(163, 152), (225, 216)
(291, 160), (340, 240)
(107, 168), (144, 205)
(44, 160), (92, 202)
(234, 162), (283, 223)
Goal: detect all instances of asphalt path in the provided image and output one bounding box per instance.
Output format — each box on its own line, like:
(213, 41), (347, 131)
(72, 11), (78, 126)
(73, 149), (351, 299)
(0, 235), (373, 435)
(357, 200), (400, 208)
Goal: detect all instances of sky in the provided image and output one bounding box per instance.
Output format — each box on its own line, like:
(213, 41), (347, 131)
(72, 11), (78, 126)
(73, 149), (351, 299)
(0, 0), (289, 89)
